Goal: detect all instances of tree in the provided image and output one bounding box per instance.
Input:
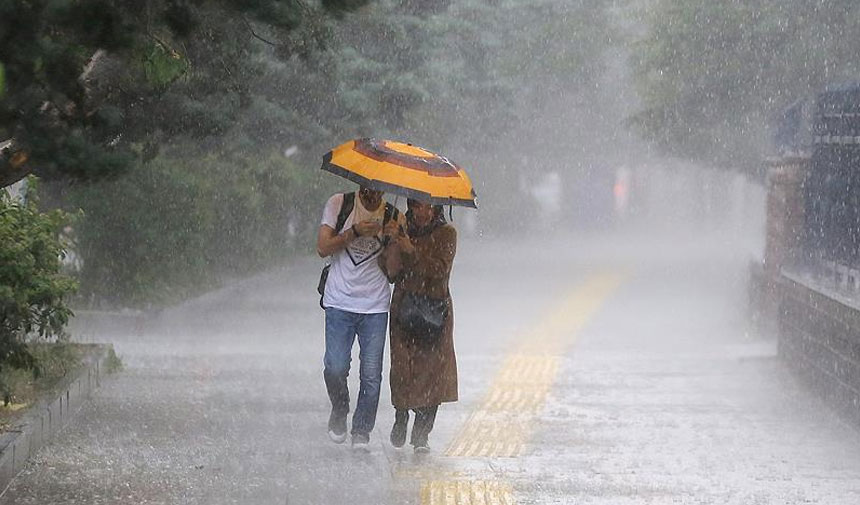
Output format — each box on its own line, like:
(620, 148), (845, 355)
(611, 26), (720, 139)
(317, 0), (614, 224)
(6, 0), (618, 307)
(631, 0), (860, 171)
(0, 178), (76, 377)
(0, 0), (372, 188)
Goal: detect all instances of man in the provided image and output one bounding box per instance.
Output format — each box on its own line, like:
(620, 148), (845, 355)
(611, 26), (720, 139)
(316, 185), (401, 449)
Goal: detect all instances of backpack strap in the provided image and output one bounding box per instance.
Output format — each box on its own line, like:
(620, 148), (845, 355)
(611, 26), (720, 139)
(334, 192), (355, 234)
(320, 192), (355, 310)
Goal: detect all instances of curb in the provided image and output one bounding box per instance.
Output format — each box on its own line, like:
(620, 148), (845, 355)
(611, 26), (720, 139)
(0, 344), (112, 496)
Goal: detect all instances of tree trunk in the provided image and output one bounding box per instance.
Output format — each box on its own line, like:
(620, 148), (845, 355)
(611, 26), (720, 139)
(1, 144), (32, 189)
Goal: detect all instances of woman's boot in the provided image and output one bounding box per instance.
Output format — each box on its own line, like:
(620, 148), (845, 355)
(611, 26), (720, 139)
(390, 408), (409, 448)
(410, 405), (439, 453)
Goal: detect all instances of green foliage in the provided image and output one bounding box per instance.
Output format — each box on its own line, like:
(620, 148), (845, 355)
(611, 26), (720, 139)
(0, 342), (82, 407)
(0, 366), (29, 406)
(322, 0), (375, 15)
(71, 149), (324, 307)
(27, 341), (83, 381)
(142, 41), (189, 89)
(631, 0), (860, 170)
(0, 0), (135, 184)
(3, 0), (615, 307)
(0, 177), (77, 376)
(0, 62), (5, 99)
(0, 0), (372, 187)
(102, 346), (123, 374)
(405, 0), (613, 223)
(72, 159), (209, 305)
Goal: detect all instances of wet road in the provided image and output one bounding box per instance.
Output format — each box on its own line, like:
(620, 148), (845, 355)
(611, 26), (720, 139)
(3, 231), (860, 504)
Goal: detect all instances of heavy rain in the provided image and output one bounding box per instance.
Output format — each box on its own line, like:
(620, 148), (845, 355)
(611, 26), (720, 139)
(1, 1), (860, 504)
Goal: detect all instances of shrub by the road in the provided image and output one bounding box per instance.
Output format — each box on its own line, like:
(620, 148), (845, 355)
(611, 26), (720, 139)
(0, 178), (77, 402)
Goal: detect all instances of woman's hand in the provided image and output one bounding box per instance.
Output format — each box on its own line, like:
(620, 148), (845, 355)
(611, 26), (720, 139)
(397, 233), (415, 254)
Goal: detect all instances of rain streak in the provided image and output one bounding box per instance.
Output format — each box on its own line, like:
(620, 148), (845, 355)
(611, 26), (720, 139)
(2, 1), (860, 504)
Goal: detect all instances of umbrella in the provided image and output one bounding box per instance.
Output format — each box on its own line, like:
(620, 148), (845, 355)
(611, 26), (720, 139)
(321, 138), (477, 208)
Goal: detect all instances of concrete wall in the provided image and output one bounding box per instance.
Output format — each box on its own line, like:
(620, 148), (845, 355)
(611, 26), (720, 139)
(777, 274), (860, 425)
(0, 346), (109, 494)
(751, 154), (860, 425)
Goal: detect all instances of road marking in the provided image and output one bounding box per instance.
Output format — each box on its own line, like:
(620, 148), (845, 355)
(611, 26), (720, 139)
(445, 272), (626, 459)
(421, 480), (514, 505)
(412, 272), (626, 505)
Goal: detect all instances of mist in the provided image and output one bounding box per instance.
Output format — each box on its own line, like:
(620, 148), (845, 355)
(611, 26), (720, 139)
(3, 1), (860, 504)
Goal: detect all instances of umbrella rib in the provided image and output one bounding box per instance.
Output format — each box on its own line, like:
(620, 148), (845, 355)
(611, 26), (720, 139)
(321, 160), (477, 208)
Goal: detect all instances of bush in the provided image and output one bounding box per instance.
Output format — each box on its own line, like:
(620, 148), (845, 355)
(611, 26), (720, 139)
(0, 342), (84, 411)
(72, 149), (328, 307)
(72, 157), (212, 306)
(0, 177), (77, 390)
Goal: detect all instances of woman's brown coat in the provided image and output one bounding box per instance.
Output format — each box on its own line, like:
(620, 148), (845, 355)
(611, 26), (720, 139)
(381, 224), (458, 409)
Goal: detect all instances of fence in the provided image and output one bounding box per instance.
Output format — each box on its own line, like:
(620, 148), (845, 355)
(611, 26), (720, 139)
(795, 84), (860, 293)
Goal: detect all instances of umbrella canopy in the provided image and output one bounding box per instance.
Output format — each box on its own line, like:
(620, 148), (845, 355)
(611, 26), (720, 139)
(321, 138), (477, 208)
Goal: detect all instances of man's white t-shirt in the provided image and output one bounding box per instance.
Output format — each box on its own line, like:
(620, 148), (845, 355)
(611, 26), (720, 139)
(320, 192), (391, 314)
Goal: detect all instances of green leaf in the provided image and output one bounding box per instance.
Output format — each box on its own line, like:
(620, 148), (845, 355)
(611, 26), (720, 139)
(143, 41), (189, 89)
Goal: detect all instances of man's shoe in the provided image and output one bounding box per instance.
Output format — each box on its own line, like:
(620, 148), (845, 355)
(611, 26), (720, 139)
(328, 411), (348, 444)
(413, 441), (430, 454)
(390, 418), (408, 448)
(351, 432), (370, 450)
(328, 429), (347, 444)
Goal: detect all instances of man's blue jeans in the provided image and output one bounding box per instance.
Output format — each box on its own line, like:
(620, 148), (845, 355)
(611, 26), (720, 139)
(323, 307), (388, 435)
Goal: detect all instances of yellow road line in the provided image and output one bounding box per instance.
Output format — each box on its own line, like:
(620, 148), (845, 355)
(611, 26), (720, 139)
(416, 271), (628, 505)
(444, 272), (626, 459)
(421, 480), (514, 505)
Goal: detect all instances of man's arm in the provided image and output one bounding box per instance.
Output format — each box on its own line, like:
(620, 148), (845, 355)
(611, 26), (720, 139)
(317, 225), (356, 257)
(317, 220), (381, 257)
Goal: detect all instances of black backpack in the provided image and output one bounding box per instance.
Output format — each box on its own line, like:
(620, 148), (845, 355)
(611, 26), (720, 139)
(317, 192), (399, 309)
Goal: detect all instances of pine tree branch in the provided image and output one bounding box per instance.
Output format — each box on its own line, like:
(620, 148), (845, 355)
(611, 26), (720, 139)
(242, 16), (277, 46)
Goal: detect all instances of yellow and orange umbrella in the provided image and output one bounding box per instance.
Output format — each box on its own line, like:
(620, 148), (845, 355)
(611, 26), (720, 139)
(321, 138), (477, 208)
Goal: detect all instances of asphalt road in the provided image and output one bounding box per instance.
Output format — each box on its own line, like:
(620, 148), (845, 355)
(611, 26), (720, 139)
(3, 230), (860, 504)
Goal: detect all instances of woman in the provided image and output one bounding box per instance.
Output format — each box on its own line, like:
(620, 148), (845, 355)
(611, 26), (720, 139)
(380, 198), (458, 452)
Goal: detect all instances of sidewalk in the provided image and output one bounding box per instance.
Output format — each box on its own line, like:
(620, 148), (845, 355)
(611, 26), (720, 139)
(3, 232), (860, 504)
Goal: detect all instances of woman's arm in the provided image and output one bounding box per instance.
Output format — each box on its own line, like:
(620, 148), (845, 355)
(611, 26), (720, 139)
(379, 239), (404, 282)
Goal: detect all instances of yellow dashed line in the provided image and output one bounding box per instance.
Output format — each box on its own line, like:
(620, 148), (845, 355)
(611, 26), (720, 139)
(417, 271), (628, 504)
(421, 480), (514, 505)
(444, 272), (626, 459)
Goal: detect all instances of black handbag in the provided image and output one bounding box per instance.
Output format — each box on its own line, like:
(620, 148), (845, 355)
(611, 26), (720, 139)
(396, 292), (448, 343)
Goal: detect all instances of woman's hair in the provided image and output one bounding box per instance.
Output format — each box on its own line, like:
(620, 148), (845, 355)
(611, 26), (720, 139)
(407, 198), (443, 217)
(405, 198), (446, 235)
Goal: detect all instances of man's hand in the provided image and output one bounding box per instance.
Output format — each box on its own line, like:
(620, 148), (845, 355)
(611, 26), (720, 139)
(354, 220), (382, 237)
(382, 220), (401, 239)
